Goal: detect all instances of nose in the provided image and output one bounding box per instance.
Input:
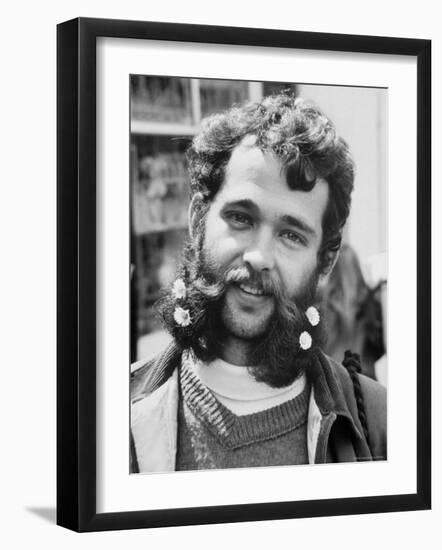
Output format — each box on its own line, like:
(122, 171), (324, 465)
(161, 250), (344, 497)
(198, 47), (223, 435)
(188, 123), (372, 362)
(242, 228), (275, 272)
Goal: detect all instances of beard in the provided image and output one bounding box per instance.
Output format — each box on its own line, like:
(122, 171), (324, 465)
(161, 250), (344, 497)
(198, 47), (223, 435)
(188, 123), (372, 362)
(156, 239), (325, 388)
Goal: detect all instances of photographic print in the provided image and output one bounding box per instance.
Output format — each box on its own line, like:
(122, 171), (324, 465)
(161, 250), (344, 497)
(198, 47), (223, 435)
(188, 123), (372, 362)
(129, 76), (388, 473)
(57, 18), (430, 531)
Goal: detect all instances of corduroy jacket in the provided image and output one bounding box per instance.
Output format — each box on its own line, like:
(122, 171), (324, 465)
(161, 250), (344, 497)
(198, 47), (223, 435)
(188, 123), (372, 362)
(130, 343), (387, 473)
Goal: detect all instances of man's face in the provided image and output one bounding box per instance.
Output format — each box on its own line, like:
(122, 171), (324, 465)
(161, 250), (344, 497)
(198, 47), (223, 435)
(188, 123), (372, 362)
(202, 138), (329, 341)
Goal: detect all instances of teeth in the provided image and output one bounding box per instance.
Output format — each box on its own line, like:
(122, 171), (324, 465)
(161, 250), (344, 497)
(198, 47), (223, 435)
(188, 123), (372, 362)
(239, 283), (264, 296)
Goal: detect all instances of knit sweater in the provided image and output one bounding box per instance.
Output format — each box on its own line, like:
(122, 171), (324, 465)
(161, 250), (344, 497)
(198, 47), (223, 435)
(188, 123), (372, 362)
(176, 358), (310, 470)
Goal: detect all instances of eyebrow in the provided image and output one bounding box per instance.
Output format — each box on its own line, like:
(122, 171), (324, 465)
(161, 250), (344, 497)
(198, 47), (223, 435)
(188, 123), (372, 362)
(222, 199), (318, 238)
(223, 199), (258, 213)
(281, 214), (317, 238)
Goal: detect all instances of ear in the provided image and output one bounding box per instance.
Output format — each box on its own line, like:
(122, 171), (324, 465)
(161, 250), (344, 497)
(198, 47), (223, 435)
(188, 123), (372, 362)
(188, 192), (205, 240)
(318, 248), (340, 285)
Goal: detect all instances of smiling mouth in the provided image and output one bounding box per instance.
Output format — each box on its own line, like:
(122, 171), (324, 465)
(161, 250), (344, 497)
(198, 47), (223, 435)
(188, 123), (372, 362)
(238, 282), (268, 297)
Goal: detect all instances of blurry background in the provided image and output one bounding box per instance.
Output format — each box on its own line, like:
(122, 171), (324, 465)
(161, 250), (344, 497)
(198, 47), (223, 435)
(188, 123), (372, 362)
(130, 76), (387, 384)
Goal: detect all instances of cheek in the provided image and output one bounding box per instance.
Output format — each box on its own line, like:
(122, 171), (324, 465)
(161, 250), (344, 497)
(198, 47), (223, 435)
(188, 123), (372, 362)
(204, 218), (245, 264)
(277, 255), (318, 294)
(207, 236), (244, 268)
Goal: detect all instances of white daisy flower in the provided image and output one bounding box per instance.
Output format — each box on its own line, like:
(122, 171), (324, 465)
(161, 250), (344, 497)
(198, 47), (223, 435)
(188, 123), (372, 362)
(305, 306), (320, 326)
(299, 331), (312, 350)
(172, 278), (187, 300)
(174, 307), (191, 327)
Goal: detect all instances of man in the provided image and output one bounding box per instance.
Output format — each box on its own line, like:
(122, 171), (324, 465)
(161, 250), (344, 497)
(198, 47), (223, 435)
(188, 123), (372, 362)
(130, 93), (387, 473)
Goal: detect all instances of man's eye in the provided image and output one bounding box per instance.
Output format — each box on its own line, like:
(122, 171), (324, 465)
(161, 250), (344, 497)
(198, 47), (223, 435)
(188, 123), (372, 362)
(225, 212), (253, 227)
(280, 229), (305, 246)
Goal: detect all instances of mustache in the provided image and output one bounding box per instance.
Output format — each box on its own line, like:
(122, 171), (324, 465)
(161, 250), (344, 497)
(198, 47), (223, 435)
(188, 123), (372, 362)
(224, 266), (278, 296)
(194, 263), (282, 301)
(192, 262), (307, 335)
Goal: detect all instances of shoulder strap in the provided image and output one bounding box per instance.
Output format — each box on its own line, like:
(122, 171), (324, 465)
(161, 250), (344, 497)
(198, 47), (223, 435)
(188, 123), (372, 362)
(341, 350), (372, 455)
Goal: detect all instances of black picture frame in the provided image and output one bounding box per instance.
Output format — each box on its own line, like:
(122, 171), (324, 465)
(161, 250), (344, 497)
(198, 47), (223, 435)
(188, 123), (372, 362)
(57, 17), (431, 532)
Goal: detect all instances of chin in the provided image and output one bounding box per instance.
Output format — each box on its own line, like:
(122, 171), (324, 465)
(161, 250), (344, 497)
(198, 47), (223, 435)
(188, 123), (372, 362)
(221, 293), (274, 339)
(221, 311), (272, 340)
(227, 325), (268, 340)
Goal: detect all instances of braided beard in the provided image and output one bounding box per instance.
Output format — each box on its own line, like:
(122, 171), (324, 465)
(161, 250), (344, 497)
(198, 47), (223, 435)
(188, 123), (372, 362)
(157, 242), (325, 388)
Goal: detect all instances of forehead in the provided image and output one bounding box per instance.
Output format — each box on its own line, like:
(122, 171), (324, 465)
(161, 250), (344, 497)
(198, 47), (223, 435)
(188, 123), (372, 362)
(216, 142), (329, 233)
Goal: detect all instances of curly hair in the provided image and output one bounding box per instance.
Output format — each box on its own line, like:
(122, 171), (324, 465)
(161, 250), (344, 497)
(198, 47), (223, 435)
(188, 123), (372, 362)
(186, 92), (355, 273)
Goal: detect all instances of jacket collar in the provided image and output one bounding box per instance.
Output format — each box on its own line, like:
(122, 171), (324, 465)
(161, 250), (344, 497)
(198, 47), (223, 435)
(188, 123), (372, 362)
(307, 349), (363, 442)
